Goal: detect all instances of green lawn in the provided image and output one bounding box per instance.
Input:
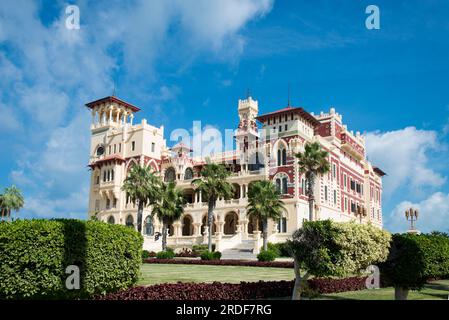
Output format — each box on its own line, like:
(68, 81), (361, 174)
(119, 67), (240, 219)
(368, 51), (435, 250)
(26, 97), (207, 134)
(138, 264), (449, 300)
(138, 263), (295, 285)
(320, 280), (449, 300)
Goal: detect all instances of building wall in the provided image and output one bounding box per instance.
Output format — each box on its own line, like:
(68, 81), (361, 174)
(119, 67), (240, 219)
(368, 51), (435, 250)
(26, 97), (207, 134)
(86, 97), (384, 247)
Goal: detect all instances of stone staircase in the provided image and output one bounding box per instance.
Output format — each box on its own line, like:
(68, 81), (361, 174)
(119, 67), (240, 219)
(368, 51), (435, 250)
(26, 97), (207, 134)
(221, 240), (257, 260)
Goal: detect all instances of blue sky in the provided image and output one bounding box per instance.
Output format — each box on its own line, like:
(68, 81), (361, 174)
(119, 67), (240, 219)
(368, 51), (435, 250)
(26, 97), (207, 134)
(0, 0), (448, 233)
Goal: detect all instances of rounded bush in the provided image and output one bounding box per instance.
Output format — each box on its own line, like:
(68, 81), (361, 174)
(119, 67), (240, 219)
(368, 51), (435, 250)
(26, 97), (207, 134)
(156, 250), (175, 259)
(0, 219), (143, 299)
(142, 250), (151, 259)
(200, 250), (221, 260)
(257, 250), (277, 262)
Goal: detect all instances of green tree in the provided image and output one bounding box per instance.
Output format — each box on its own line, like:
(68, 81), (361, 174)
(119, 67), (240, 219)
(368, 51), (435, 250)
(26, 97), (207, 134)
(247, 180), (286, 251)
(192, 161), (234, 251)
(288, 220), (391, 300)
(151, 182), (186, 251)
(295, 142), (330, 221)
(0, 186), (24, 222)
(122, 165), (161, 233)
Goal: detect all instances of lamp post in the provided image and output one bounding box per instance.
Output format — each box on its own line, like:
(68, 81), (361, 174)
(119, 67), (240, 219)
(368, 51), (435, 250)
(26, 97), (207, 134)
(405, 207), (420, 234)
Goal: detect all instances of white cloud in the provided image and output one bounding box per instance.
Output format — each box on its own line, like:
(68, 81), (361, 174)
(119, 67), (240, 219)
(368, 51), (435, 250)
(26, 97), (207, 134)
(1, 0), (274, 220)
(365, 127), (446, 197)
(387, 192), (449, 233)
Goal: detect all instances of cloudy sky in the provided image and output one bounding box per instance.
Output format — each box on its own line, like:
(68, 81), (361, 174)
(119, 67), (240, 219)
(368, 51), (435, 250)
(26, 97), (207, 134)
(0, 0), (448, 233)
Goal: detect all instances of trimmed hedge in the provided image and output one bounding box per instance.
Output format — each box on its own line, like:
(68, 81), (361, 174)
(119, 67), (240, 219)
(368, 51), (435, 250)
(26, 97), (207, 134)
(96, 276), (369, 300)
(267, 242), (291, 258)
(200, 250), (222, 260)
(143, 258), (294, 268)
(156, 250), (175, 259)
(380, 233), (449, 290)
(0, 219), (143, 299)
(257, 249), (277, 262)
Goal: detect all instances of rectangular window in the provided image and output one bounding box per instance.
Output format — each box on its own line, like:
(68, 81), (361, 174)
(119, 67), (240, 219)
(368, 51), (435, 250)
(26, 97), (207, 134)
(119, 143), (121, 153)
(132, 141), (135, 151)
(273, 117), (276, 124)
(291, 113), (294, 120)
(344, 197), (348, 211)
(332, 164), (336, 179)
(334, 190), (337, 205)
(113, 198), (117, 208)
(351, 201), (356, 213)
(282, 178), (288, 195)
(285, 114), (288, 122)
(350, 180), (356, 191)
(108, 146), (111, 154)
(356, 183), (361, 193)
(151, 142), (155, 153)
(284, 124), (288, 131)
(103, 171), (106, 182)
(344, 174), (347, 189)
(324, 186), (328, 201)
(278, 217), (287, 233)
(268, 118), (271, 125)
(279, 125), (282, 132)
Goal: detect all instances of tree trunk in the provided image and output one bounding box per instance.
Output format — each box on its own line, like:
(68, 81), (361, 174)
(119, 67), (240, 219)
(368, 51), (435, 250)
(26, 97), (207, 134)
(1, 208), (3, 222)
(208, 199), (215, 252)
(137, 201), (143, 234)
(292, 258), (309, 300)
(394, 287), (409, 300)
(307, 174), (315, 221)
(162, 220), (167, 251)
(8, 209), (11, 222)
(262, 218), (268, 251)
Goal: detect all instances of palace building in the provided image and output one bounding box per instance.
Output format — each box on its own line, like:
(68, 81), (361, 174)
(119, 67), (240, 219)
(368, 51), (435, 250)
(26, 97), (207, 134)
(86, 95), (385, 255)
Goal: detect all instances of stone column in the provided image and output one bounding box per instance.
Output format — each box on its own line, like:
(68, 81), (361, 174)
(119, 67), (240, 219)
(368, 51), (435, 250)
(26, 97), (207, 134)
(217, 221), (225, 235)
(109, 107), (113, 124)
(202, 226), (209, 244)
(193, 222), (202, 236)
(253, 231), (262, 254)
(130, 114), (134, 126)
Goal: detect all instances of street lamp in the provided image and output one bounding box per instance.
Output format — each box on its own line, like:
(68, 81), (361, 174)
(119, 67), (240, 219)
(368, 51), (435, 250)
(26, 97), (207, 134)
(405, 207), (419, 234)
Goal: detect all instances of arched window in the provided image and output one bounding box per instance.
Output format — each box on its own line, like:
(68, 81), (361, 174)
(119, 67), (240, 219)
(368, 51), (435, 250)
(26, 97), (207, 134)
(126, 215), (134, 228)
(96, 145), (105, 156)
(144, 216), (154, 236)
(107, 215), (115, 224)
(282, 177), (288, 194)
(164, 167), (176, 182)
(184, 167), (193, 180)
(276, 178), (281, 193)
(282, 149), (287, 165)
(277, 149), (281, 166)
(277, 216), (287, 233)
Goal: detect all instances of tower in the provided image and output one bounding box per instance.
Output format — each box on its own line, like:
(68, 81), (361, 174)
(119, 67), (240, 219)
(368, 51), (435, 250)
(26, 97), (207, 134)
(235, 96), (263, 170)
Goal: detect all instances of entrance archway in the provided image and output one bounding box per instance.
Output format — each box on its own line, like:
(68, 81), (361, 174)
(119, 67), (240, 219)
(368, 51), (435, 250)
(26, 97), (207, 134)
(182, 215), (193, 236)
(201, 215), (216, 234)
(248, 215), (263, 234)
(224, 212), (238, 235)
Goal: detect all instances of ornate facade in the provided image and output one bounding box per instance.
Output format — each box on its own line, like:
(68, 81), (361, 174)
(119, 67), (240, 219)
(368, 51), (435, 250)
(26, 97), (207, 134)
(86, 95), (384, 253)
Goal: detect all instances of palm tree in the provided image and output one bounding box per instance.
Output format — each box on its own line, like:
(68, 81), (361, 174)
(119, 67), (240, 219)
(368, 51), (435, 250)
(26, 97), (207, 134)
(151, 182), (186, 251)
(0, 193), (5, 222)
(296, 142), (330, 222)
(191, 161), (234, 251)
(122, 165), (161, 233)
(0, 186), (24, 221)
(247, 180), (286, 251)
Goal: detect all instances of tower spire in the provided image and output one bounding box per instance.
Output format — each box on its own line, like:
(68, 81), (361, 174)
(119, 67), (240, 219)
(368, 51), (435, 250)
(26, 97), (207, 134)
(287, 83), (291, 107)
(246, 88), (251, 99)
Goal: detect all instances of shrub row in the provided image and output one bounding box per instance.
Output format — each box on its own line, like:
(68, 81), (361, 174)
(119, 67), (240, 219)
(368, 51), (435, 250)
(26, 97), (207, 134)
(97, 276), (369, 300)
(380, 233), (449, 290)
(0, 219), (143, 299)
(257, 249), (277, 262)
(143, 258), (294, 268)
(308, 276), (368, 294)
(267, 242), (291, 257)
(200, 250), (222, 260)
